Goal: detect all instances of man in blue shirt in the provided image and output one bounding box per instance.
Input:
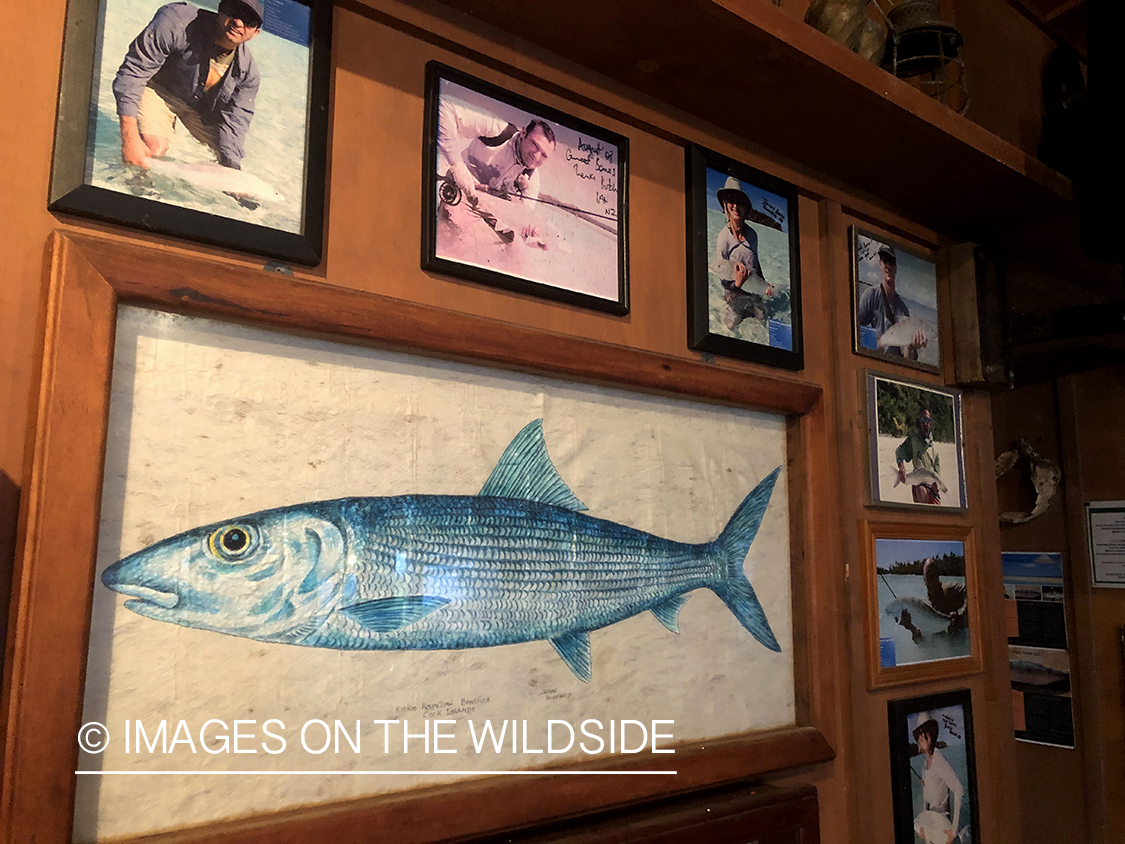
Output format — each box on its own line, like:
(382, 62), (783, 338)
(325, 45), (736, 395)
(113, 0), (263, 170)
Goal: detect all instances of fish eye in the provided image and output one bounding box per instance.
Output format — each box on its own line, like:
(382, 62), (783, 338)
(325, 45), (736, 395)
(207, 524), (259, 562)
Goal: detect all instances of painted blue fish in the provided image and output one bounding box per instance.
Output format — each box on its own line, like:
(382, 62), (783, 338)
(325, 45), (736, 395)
(102, 420), (782, 681)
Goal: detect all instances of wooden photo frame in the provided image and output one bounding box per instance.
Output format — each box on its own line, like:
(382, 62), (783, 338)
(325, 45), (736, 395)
(48, 0), (332, 266)
(1, 231), (831, 843)
(686, 145), (803, 371)
(422, 62), (629, 314)
(850, 227), (941, 373)
(866, 370), (967, 512)
(887, 689), (980, 844)
(861, 521), (981, 689)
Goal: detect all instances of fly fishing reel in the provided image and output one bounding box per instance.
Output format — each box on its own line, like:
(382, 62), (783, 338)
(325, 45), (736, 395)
(439, 175), (463, 207)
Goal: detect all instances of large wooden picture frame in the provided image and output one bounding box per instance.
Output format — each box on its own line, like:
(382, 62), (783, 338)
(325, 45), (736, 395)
(861, 521), (982, 689)
(48, 0), (332, 266)
(1, 232), (831, 843)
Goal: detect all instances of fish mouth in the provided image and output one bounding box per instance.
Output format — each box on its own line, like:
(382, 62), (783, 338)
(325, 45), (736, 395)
(111, 583), (180, 610)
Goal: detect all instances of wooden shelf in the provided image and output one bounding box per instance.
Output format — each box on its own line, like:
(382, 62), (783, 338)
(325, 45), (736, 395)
(432, 0), (1074, 241)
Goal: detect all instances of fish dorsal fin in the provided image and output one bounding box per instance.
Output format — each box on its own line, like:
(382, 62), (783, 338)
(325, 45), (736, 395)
(549, 631), (592, 683)
(650, 594), (689, 634)
(340, 596), (450, 632)
(479, 420), (587, 511)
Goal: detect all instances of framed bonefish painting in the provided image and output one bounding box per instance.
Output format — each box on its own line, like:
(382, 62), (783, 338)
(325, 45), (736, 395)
(81, 308), (791, 839)
(2, 233), (831, 843)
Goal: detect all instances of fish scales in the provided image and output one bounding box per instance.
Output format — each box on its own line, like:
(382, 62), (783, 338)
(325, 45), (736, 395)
(326, 496), (719, 648)
(101, 421), (783, 680)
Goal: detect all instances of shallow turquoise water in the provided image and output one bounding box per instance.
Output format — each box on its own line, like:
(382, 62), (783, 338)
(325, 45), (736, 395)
(879, 574), (970, 666)
(88, 0), (309, 233)
(706, 208), (794, 348)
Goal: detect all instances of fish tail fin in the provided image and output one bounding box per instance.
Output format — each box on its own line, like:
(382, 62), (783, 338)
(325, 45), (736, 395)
(712, 468), (781, 652)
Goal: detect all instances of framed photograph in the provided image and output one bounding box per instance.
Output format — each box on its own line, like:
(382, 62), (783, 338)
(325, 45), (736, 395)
(686, 145), (802, 371)
(851, 228), (941, 372)
(48, 0), (331, 265)
(0, 231), (832, 842)
(888, 689), (980, 844)
(862, 522), (981, 689)
(866, 371), (967, 511)
(422, 62), (629, 314)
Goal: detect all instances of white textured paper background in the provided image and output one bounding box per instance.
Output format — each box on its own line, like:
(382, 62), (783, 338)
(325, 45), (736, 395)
(74, 306), (794, 841)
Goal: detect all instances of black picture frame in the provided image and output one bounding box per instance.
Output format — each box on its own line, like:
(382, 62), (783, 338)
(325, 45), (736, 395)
(422, 62), (629, 314)
(887, 689), (980, 844)
(850, 227), (942, 373)
(48, 0), (332, 266)
(866, 370), (968, 512)
(686, 144), (803, 371)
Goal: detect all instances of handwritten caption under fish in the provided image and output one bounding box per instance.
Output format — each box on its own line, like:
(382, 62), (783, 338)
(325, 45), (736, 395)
(102, 420), (783, 682)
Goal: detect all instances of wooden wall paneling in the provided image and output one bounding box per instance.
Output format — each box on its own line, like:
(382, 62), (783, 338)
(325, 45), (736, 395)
(829, 203), (1021, 844)
(990, 380), (1091, 844)
(768, 195), (851, 843)
(1057, 367), (1125, 844)
(0, 232), (833, 843)
(960, 388), (1019, 840)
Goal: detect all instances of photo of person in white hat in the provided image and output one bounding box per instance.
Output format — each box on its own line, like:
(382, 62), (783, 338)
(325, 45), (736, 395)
(713, 175), (773, 330)
(909, 708), (971, 844)
(702, 165), (794, 350)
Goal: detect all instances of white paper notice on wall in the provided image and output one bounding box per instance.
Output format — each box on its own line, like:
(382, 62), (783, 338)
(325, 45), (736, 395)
(1086, 501), (1125, 588)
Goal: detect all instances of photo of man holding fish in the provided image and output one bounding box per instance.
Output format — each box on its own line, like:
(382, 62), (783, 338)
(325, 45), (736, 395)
(867, 372), (967, 510)
(86, 0), (315, 233)
(852, 229), (942, 371)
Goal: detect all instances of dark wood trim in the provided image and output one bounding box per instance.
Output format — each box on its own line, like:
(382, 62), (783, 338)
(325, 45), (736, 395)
(71, 231), (821, 414)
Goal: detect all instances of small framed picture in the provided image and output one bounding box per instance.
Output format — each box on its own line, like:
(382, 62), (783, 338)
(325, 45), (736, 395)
(49, 0), (332, 265)
(851, 228), (941, 372)
(422, 62), (629, 314)
(686, 145), (802, 371)
(862, 522), (981, 689)
(888, 689), (980, 844)
(866, 371), (967, 511)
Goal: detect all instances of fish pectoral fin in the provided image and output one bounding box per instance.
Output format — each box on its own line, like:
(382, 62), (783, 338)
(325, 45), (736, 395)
(223, 191), (261, 211)
(479, 420), (587, 511)
(340, 596), (451, 632)
(650, 594), (689, 634)
(548, 631), (592, 683)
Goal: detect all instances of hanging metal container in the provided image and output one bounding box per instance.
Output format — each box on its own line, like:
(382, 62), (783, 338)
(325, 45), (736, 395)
(880, 0), (969, 113)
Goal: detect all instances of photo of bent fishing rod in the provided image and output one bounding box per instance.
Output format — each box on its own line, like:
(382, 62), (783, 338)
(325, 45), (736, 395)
(437, 173), (618, 223)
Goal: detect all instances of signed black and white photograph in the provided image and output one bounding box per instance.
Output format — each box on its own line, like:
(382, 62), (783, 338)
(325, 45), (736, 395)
(422, 62), (629, 314)
(867, 372), (967, 511)
(50, 0), (330, 264)
(852, 228), (941, 372)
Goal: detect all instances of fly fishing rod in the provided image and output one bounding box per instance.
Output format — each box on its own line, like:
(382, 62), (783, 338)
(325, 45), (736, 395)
(438, 175), (619, 222)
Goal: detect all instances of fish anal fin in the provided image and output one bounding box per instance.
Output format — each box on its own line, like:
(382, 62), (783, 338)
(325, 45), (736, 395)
(651, 594), (689, 634)
(340, 596), (450, 632)
(548, 630), (591, 683)
(479, 420), (587, 511)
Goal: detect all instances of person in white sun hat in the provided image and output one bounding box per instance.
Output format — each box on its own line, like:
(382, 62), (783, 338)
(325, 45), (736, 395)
(713, 175), (774, 331)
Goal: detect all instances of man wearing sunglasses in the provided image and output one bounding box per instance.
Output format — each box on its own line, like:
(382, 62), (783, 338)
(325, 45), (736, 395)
(113, 0), (264, 171)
